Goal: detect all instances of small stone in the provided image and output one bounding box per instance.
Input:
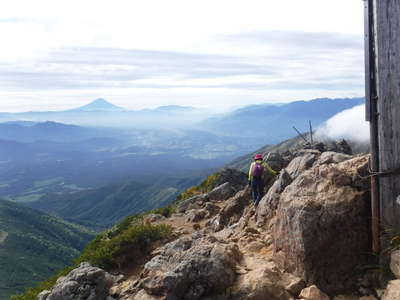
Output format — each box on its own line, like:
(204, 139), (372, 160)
(299, 285), (330, 300)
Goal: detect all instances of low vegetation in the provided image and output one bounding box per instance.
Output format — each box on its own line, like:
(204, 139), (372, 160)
(11, 172), (222, 300)
(11, 212), (172, 300)
(176, 172), (220, 202)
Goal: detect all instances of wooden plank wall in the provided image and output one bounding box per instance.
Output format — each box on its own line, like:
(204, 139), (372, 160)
(374, 0), (400, 231)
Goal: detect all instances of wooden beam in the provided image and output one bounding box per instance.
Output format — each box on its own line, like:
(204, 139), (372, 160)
(374, 0), (400, 232)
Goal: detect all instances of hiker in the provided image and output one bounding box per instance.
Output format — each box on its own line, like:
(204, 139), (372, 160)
(248, 153), (276, 206)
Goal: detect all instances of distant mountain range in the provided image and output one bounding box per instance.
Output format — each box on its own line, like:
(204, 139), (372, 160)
(0, 97), (364, 139)
(0, 199), (94, 299)
(202, 97), (365, 143)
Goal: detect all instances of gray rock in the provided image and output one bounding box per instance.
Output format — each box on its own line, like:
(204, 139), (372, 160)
(285, 150), (319, 180)
(208, 182), (237, 202)
(214, 168), (248, 191)
(140, 235), (241, 300)
(212, 189), (251, 231)
(42, 262), (116, 300)
(204, 202), (220, 216)
(177, 194), (208, 213)
(273, 155), (370, 295)
(185, 209), (207, 223)
(265, 152), (287, 171)
(257, 169), (292, 221)
(316, 151), (352, 166)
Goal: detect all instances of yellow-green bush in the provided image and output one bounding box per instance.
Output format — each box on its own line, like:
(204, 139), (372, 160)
(77, 223), (172, 269)
(176, 173), (220, 202)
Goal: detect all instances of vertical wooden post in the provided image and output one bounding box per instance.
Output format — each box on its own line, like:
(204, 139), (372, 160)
(373, 0), (400, 233)
(365, 0), (380, 253)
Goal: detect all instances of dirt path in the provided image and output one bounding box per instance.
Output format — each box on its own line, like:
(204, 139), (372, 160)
(0, 231), (8, 244)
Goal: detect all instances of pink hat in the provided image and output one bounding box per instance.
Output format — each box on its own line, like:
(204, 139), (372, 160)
(254, 154), (263, 160)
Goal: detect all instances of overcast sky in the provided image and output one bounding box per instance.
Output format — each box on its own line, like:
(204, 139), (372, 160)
(0, 0), (365, 112)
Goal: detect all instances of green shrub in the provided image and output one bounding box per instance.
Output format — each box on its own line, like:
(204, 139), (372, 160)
(176, 172), (220, 202)
(77, 223), (172, 269)
(149, 205), (175, 218)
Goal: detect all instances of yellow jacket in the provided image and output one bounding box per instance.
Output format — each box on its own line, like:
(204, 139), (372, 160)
(248, 161), (276, 181)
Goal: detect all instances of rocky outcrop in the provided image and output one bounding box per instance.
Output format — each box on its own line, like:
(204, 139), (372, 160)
(211, 189), (251, 231)
(38, 263), (117, 300)
(177, 169), (247, 213)
(285, 149), (319, 179)
(139, 234), (241, 300)
(214, 168), (248, 190)
(273, 155), (371, 294)
(38, 147), (376, 300)
(257, 169), (292, 223)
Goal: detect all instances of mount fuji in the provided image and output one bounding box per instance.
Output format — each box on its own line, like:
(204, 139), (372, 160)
(72, 98), (127, 112)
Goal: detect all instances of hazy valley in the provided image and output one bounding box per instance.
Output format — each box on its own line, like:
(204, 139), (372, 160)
(0, 97), (366, 298)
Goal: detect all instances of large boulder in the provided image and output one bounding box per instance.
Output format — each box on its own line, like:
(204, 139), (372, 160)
(211, 189), (251, 231)
(38, 262), (116, 300)
(208, 182), (238, 201)
(265, 152), (287, 171)
(273, 155), (370, 294)
(214, 168), (248, 191)
(285, 149), (319, 180)
(140, 234), (241, 300)
(257, 169), (293, 222)
(177, 194), (208, 213)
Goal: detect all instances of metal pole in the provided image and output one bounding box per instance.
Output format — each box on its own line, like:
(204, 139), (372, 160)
(293, 126), (309, 144)
(309, 120), (313, 146)
(364, 0), (380, 254)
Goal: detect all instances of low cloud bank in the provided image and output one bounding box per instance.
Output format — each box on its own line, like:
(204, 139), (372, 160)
(316, 104), (369, 142)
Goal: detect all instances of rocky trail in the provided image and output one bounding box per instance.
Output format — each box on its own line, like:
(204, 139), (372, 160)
(37, 142), (400, 300)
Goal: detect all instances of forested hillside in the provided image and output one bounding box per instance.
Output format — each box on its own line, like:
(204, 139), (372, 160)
(0, 200), (95, 299)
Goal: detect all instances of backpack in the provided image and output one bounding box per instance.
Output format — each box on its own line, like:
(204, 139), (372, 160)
(252, 163), (264, 177)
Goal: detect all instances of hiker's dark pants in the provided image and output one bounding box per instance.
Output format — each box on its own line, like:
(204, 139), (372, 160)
(251, 177), (264, 205)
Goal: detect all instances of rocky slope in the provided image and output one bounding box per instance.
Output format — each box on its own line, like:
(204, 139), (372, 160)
(32, 144), (399, 300)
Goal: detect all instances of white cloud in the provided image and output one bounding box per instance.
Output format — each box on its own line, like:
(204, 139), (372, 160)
(317, 105), (370, 142)
(0, 0), (365, 111)
(0, 21), (51, 62)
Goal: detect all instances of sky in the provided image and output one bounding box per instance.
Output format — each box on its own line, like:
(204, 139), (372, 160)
(0, 0), (365, 112)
